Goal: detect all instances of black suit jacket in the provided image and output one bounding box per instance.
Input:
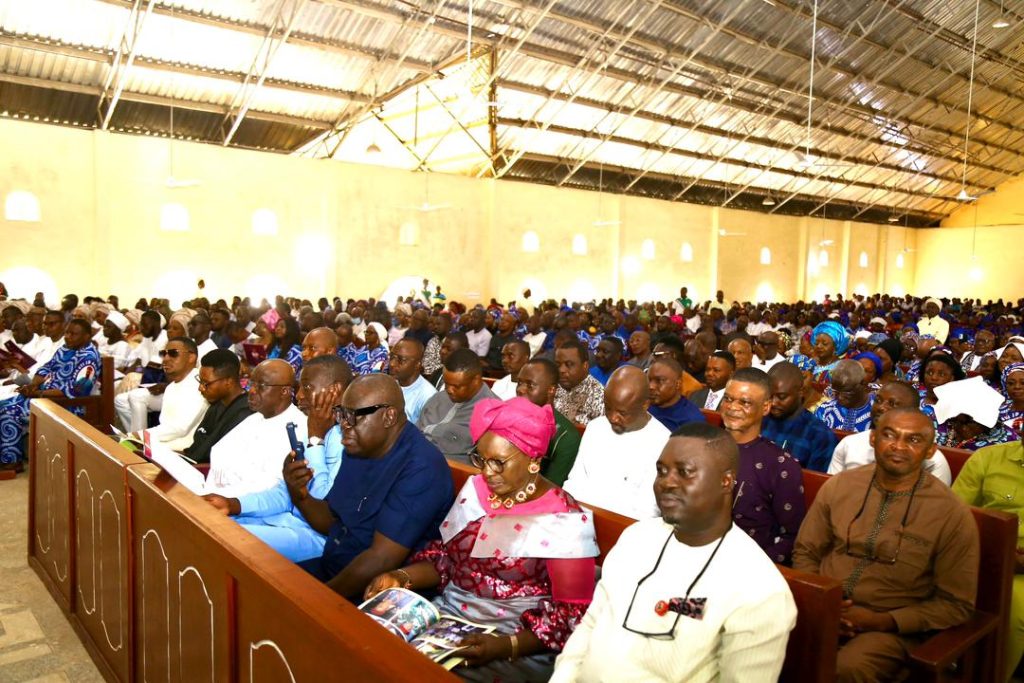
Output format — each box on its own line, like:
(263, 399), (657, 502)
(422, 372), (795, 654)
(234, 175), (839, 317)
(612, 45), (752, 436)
(183, 393), (253, 464)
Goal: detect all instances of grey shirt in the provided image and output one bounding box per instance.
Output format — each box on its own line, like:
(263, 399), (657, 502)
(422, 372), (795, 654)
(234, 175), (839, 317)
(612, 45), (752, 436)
(416, 383), (498, 460)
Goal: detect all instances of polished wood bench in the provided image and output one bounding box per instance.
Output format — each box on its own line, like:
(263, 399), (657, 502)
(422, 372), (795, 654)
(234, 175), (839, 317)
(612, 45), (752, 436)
(28, 399), (457, 683)
(447, 459), (842, 683)
(801, 469), (1017, 682)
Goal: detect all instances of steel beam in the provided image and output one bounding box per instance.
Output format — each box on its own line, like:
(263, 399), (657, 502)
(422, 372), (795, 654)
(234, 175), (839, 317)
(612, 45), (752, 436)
(97, 0), (154, 130)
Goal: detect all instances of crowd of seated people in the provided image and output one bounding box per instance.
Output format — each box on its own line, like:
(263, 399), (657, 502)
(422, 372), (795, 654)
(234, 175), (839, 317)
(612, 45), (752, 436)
(2, 284), (1024, 680)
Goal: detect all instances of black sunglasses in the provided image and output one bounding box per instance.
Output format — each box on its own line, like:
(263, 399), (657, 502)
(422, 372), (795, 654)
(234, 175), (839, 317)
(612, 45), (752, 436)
(159, 349), (182, 358)
(332, 403), (390, 426)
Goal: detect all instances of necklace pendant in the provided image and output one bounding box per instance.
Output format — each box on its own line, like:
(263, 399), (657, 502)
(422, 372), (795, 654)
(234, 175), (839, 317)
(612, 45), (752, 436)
(503, 498), (515, 509)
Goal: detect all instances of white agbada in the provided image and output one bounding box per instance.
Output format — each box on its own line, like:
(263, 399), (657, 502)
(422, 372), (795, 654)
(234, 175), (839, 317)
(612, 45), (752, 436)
(490, 374), (517, 400)
(147, 367), (209, 450)
(828, 429), (952, 485)
(205, 403), (306, 499)
(562, 415), (670, 520)
(128, 330), (168, 367)
(196, 337), (218, 362)
(551, 518), (796, 683)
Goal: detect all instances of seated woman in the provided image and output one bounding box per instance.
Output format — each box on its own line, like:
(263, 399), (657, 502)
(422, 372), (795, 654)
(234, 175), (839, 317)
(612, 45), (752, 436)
(999, 363), (1024, 434)
(268, 317), (303, 374)
(852, 351), (883, 392)
(350, 322), (389, 375)
(933, 376), (1018, 451)
(919, 350), (966, 424)
(791, 321), (850, 383)
(364, 397), (598, 681)
(0, 319), (101, 471)
(952, 438), (1024, 678)
(997, 342), (1024, 376)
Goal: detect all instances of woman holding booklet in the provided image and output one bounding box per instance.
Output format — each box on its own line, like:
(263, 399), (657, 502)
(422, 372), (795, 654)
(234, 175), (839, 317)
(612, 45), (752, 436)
(365, 397), (599, 681)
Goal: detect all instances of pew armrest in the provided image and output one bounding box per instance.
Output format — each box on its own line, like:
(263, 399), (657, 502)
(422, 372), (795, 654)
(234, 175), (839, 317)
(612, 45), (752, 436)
(908, 611), (998, 673)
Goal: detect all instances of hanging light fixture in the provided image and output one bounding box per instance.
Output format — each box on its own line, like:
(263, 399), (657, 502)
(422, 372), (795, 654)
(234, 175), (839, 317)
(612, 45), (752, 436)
(992, 0), (1011, 28)
(762, 195), (776, 206)
(366, 142), (382, 154)
(957, 0), (982, 202)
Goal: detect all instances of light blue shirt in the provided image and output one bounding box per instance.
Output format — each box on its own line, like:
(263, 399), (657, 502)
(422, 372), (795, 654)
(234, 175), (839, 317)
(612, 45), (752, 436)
(402, 375), (437, 424)
(236, 424), (343, 517)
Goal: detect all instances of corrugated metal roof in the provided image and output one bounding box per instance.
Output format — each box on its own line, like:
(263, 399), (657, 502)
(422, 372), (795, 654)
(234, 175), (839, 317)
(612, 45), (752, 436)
(2, 0), (1023, 226)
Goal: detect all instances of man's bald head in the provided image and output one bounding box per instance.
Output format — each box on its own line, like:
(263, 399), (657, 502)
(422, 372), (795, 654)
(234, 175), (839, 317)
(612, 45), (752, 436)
(346, 373), (406, 413)
(248, 359), (295, 419)
(605, 365), (651, 434)
(727, 337), (753, 369)
(301, 327), (339, 362)
(339, 374), (408, 458)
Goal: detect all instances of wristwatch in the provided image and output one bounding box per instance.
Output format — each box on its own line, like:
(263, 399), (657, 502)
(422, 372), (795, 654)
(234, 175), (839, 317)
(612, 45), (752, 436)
(307, 436), (324, 447)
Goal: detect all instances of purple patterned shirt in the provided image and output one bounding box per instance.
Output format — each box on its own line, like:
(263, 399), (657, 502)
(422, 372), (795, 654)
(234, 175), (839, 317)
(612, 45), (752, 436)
(733, 436), (806, 565)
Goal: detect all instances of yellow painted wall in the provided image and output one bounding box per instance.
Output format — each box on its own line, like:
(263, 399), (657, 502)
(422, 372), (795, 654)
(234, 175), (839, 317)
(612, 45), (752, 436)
(0, 117), (931, 307)
(913, 173), (1024, 299)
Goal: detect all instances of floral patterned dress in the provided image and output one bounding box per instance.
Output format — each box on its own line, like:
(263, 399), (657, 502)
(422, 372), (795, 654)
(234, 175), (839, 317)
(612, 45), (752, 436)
(410, 475), (598, 682)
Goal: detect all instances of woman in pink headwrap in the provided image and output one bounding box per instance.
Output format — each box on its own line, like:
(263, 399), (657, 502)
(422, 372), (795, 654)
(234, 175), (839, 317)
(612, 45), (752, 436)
(364, 397), (598, 681)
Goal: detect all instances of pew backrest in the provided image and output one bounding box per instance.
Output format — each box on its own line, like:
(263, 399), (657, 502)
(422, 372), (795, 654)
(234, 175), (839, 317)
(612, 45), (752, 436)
(700, 408), (723, 427)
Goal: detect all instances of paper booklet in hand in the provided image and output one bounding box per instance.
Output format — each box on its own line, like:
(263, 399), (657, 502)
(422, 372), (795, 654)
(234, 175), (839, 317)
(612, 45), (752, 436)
(132, 430), (207, 495)
(358, 588), (493, 670)
(0, 341), (35, 368)
(242, 342), (268, 367)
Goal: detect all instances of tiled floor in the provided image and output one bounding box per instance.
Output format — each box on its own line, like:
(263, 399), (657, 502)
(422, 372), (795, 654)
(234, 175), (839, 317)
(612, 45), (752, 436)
(0, 474), (102, 683)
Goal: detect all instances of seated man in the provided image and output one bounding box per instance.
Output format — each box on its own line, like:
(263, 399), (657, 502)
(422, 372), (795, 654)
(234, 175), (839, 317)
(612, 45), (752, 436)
(563, 366), (670, 519)
(484, 312), (519, 373)
(204, 355), (351, 562)
(183, 349), (253, 464)
(554, 340), (605, 426)
(516, 358), (582, 486)
(125, 310), (167, 379)
(721, 368), (805, 564)
(794, 408), (979, 682)
(551, 422), (797, 682)
(647, 357), (706, 432)
(491, 339), (531, 400)
(204, 359), (305, 497)
(753, 331), (786, 372)
(131, 337), (209, 450)
(416, 348), (497, 461)
(292, 375), (454, 598)
(426, 330), (467, 390)
(96, 310), (132, 373)
(300, 326), (338, 363)
(0, 318), (100, 470)
(727, 337), (754, 370)
(589, 336), (623, 386)
(387, 338), (435, 422)
(188, 312), (219, 361)
(761, 362), (839, 472)
(690, 350), (735, 411)
(829, 381), (952, 484)
(652, 336), (704, 397)
(815, 359), (874, 432)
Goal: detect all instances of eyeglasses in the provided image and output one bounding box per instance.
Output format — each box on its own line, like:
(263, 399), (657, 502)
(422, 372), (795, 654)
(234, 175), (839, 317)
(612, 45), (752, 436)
(468, 447), (517, 473)
(843, 472), (921, 565)
(389, 353), (415, 363)
(196, 376), (229, 389)
(622, 530), (725, 639)
(159, 349), (182, 358)
(249, 381), (291, 392)
(332, 403), (389, 426)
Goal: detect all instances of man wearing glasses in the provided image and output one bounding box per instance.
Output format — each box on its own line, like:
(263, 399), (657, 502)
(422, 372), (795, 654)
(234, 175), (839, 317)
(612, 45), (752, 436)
(204, 359), (304, 498)
(388, 338), (435, 423)
(552, 422), (796, 682)
(183, 349), (252, 464)
(793, 407), (979, 682)
(289, 374), (454, 599)
(814, 360), (874, 433)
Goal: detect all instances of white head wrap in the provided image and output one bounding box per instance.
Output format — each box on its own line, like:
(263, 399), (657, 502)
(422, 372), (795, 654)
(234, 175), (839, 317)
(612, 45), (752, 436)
(933, 376), (1004, 429)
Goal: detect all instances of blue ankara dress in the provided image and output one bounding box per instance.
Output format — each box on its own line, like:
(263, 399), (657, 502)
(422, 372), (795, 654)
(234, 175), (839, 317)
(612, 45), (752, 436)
(0, 344), (101, 464)
(268, 343), (303, 374)
(350, 344), (389, 375)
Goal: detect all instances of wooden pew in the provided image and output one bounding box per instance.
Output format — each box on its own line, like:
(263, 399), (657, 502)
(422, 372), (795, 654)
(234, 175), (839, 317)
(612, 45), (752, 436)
(938, 446), (972, 483)
(700, 408), (723, 427)
(447, 459), (842, 683)
(50, 355), (115, 434)
(28, 399), (457, 683)
(801, 468), (1017, 682)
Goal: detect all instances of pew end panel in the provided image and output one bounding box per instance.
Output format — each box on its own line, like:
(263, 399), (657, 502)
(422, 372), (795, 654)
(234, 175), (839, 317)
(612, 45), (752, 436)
(908, 506), (1017, 683)
(126, 464), (459, 683)
(777, 566), (842, 683)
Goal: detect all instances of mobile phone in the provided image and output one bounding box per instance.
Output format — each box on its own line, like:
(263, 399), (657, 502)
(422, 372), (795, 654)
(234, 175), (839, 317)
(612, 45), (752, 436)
(286, 422), (305, 461)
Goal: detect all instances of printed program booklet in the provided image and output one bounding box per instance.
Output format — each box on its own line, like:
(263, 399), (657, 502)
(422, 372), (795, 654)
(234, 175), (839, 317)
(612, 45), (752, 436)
(358, 587), (494, 669)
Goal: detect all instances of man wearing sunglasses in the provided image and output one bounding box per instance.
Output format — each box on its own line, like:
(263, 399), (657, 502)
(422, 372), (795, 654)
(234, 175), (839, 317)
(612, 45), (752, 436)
(794, 407), (979, 682)
(117, 337), (208, 448)
(289, 374), (454, 599)
(552, 422), (796, 681)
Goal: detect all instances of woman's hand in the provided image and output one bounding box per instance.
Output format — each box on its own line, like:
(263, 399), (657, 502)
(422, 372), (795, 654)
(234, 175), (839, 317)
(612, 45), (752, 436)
(457, 633), (512, 668)
(363, 571), (406, 601)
